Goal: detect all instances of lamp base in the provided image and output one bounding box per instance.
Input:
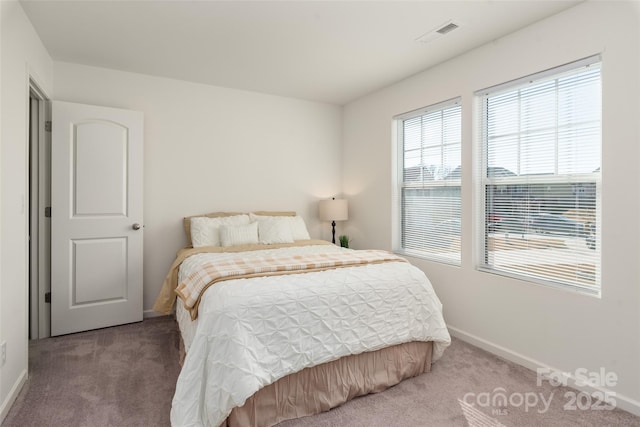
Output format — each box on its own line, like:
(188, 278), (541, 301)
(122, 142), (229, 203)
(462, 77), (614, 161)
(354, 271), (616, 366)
(331, 220), (336, 244)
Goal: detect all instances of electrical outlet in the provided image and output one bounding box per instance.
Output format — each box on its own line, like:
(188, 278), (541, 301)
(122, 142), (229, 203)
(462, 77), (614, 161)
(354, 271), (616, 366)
(1, 341), (6, 367)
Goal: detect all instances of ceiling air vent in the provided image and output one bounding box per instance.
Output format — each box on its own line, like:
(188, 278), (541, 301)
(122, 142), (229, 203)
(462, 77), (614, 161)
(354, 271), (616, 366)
(415, 20), (461, 44)
(437, 22), (459, 35)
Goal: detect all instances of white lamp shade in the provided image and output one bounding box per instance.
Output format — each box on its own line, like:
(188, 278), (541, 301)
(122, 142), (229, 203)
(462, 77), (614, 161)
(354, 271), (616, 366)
(319, 198), (348, 222)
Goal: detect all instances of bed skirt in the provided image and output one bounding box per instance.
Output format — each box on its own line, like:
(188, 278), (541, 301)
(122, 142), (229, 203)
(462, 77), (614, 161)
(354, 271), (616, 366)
(226, 341), (432, 427)
(177, 334), (433, 427)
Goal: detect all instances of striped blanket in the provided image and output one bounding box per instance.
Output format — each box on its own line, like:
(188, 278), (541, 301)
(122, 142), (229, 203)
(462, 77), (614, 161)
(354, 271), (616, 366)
(175, 249), (407, 320)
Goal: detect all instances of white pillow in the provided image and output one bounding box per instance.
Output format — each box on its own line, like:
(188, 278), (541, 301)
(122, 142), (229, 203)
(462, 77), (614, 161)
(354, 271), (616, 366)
(190, 215), (250, 247)
(219, 222), (259, 247)
(289, 216), (311, 240)
(249, 214), (311, 241)
(257, 217), (294, 244)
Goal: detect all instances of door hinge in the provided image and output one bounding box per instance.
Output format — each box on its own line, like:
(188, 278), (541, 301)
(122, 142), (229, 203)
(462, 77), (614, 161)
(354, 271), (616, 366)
(45, 206), (51, 217)
(45, 121), (52, 132)
(45, 292), (51, 303)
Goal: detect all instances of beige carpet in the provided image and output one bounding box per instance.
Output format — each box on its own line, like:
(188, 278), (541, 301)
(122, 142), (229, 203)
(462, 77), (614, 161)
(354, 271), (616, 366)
(3, 316), (639, 427)
(3, 317), (181, 427)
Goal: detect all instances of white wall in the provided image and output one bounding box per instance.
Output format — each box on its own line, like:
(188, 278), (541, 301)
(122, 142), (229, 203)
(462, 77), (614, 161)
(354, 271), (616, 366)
(0, 0), (53, 421)
(53, 62), (343, 314)
(343, 1), (640, 414)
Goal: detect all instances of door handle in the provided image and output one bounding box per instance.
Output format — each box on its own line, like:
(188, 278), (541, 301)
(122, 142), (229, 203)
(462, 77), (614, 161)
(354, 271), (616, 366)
(132, 223), (142, 230)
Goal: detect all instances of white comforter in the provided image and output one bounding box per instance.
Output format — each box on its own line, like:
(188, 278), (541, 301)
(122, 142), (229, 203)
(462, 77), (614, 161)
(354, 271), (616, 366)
(171, 244), (451, 427)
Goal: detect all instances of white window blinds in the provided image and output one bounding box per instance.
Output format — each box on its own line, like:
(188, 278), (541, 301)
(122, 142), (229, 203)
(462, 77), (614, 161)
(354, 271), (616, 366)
(477, 56), (601, 293)
(396, 98), (462, 264)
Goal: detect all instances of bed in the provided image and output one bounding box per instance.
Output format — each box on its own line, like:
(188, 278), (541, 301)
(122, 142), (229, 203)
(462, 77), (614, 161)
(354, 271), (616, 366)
(154, 211), (451, 427)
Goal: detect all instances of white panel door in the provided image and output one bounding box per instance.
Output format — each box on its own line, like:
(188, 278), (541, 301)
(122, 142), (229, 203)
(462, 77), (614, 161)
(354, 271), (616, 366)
(51, 101), (143, 336)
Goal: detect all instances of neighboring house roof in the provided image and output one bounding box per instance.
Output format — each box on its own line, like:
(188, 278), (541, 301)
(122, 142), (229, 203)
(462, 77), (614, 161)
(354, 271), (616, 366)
(443, 165), (517, 180)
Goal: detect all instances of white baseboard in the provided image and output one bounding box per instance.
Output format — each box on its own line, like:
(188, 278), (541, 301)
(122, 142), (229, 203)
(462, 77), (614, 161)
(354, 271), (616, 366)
(0, 369), (27, 424)
(447, 325), (640, 417)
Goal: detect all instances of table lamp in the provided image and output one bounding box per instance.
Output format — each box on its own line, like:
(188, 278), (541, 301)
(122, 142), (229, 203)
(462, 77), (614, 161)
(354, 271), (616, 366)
(319, 198), (348, 244)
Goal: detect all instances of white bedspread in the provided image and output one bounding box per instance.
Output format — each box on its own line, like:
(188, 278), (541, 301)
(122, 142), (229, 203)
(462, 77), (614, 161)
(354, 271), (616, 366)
(171, 244), (451, 427)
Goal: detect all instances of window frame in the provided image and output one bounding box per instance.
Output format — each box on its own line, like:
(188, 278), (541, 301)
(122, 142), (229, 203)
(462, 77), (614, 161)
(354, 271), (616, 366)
(474, 55), (602, 295)
(393, 97), (462, 265)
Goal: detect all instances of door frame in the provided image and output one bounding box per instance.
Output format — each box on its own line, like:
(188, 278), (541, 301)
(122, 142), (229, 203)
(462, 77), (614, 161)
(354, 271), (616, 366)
(28, 78), (51, 339)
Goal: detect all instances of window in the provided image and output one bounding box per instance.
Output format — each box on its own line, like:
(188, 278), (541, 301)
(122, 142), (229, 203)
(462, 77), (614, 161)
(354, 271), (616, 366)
(395, 98), (462, 264)
(477, 56), (601, 293)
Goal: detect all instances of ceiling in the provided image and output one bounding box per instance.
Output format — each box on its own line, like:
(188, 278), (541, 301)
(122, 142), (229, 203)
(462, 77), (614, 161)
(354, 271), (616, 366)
(20, 0), (581, 105)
